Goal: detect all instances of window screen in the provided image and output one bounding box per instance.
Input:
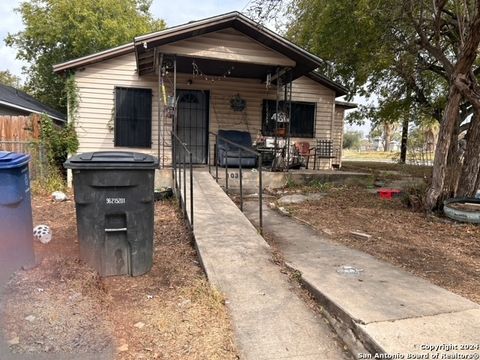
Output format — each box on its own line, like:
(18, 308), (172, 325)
(114, 87), (152, 148)
(262, 100), (315, 138)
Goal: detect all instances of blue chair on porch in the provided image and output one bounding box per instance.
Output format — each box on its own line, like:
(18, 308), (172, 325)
(217, 130), (257, 168)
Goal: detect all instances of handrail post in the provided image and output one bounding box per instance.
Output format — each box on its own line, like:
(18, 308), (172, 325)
(225, 150), (229, 191)
(172, 135), (176, 194)
(258, 153), (263, 234)
(215, 137), (218, 182)
(239, 151), (243, 212)
(190, 152), (194, 228)
(183, 150), (187, 219)
(178, 144), (182, 207)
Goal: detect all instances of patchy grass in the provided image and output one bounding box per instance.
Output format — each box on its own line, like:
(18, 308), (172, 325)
(342, 150), (400, 161)
(1, 197), (238, 359)
(341, 161), (432, 179)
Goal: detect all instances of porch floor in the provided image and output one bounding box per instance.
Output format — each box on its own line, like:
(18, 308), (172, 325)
(185, 170), (349, 359)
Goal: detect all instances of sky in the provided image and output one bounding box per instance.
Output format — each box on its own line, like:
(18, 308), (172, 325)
(0, 0), (369, 134)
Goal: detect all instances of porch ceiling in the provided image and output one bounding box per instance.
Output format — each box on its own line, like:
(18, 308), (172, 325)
(139, 53), (289, 81)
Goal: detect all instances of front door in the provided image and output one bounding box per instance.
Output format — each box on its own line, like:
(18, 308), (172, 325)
(176, 90), (209, 164)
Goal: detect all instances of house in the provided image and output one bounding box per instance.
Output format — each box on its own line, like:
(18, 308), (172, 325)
(53, 12), (352, 183)
(0, 83), (66, 123)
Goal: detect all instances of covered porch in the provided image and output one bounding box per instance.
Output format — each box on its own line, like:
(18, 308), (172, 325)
(133, 12), (349, 172)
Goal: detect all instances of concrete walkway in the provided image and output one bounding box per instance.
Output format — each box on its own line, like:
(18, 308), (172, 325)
(189, 171), (350, 360)
(244, 202), (480, 357)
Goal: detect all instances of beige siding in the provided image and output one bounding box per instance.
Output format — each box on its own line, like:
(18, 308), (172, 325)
(73, 49), (339, 170)
(333, 108), (346, 166)
(158, 28), (295, 67)
(74, 52), (160, 157)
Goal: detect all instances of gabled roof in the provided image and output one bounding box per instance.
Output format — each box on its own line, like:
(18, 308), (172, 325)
(53, 11), (348, 96)
(0, 84), (66, 122)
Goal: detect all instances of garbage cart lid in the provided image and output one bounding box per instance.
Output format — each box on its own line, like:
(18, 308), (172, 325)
(0, 151), (30, 169)
(64, 151), (159, 170)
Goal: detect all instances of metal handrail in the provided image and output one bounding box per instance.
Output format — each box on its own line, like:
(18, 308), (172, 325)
(209, 131), (263, 233)
(171, 131), (194, 229)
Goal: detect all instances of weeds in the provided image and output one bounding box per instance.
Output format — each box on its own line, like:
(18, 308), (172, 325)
(31, 167), (67, 195)
(308, 179), (333, 192)
(401, 181), (429, 211)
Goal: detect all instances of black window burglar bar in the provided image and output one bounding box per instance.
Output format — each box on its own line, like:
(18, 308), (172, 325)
(172, 131), (194, 229)
(208, 131), (263, 234)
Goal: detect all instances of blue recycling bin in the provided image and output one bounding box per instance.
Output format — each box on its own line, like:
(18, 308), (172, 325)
(0, 151), (35, 275)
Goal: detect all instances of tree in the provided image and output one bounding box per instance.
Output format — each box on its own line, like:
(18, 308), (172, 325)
(5, 0), (165, 113)
(343, 131), (362, 150)
(0, 70), (22, 88)
(250, 0), (480, 210)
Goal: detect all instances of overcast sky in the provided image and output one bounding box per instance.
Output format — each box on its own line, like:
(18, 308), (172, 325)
(0, 0), (251, 78)
(0, 0), (369, 133)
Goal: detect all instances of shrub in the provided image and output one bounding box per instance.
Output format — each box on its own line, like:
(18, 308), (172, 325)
(401, 181), (429, 211)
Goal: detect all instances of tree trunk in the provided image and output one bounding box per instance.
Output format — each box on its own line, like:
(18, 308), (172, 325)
(425, 86), (462, 210)
(383, 123), (393, 152)
(457, 111), (480, 196)
(400, 117), (409, 163)
(443, 116), (462, 201)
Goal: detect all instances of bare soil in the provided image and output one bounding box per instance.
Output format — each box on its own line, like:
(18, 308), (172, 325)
(281, 185), (480, 304)
(1, 196), (238, 359)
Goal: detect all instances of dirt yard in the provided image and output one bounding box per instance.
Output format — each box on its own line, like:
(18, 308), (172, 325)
(1, 196), (238, 359)
(278, 184), (480, 304)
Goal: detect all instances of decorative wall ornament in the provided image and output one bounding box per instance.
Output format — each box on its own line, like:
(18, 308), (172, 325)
(230, 93), (246, 112)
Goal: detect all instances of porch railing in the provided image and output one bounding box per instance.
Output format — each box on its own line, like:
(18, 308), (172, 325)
(171, 132), (194, 229)
(208, 131), (263, 234)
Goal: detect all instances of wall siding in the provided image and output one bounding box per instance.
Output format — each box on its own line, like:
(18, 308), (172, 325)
(157, 28), (295, 67)
(74, 51), (345, 170)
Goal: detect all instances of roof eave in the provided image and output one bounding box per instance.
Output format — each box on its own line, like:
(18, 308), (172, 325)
(53, 43), (135, 74)
(306, 72), (348, 97)
(0, 100), (66, 122)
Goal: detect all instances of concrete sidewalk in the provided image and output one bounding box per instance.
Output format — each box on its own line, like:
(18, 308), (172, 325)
(244, 202), (480, 357)
(190, 171), (351, 360)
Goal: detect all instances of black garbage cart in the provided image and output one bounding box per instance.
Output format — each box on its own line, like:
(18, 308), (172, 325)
(64, 151), (159, 276)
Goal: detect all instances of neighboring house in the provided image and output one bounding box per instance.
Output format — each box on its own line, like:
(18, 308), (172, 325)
(53, 12), (352, 175)
(0, 83), (66, 124)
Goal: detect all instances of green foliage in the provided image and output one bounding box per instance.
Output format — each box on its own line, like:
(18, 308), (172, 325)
(0, 70), (22, 88)
(65, 75), (79, 123)
(284, 176), (298, 188)
(5, 0), (165, 113)
(342, 131), (362, 150)
(40, 115), (79, 169)
(307, 180), (333, 192)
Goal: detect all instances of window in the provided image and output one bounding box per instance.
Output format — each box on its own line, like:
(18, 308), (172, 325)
(114, 87), (152, 148)
(262, 100), (316, 138)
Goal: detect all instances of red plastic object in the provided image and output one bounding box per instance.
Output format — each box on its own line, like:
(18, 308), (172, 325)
(377, 188), (401, 199)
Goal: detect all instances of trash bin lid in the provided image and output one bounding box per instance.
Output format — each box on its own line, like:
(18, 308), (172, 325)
(0, 151), (30, 169)
(64, 151), (159, 170)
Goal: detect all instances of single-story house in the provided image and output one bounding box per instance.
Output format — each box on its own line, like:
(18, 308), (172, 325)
(53, 12), (354, 181)
(0, 83), (66, 123)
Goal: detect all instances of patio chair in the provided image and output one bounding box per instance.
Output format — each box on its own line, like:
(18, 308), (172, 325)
(294, 141), (315, 169)
(216, 130), (257, 168)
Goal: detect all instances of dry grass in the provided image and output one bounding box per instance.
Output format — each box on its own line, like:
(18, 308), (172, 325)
(283, 186), (480, 303)
(341, 161), (432, 179)
(1, 198), (238, 359)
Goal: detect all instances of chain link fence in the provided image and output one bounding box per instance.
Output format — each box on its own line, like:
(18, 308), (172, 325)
(0, 140), (49, 180)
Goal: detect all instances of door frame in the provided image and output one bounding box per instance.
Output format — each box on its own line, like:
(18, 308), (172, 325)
(175, 89), (210, 164)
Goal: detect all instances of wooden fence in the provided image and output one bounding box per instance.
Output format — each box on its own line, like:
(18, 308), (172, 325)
(0, 114), (47, 179)
(0, 114), (41, 141)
